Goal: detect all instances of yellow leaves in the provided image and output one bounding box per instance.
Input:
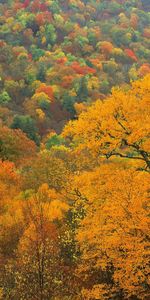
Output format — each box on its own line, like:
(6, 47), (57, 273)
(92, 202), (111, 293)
(0, 288), (3, 300)
(62, 75), (150, 170)
(74, 163), (150, 297)
(36, 108), (45, 120)
(12, 23), (23, 32)
(54, 14), (64, 28)
(25, 184), (69, 223)
(128, 66), (138, 81)
(30, 79), (41, 91)
(69, 89), (77, 97)
(41, 36), (46, 44)
(112, 47), (124, 56)
(32, 91), (51, 103)
(87, 76), (100, 91)
(132, 73), (150, 95)
(37, 182), (50, 198)
(40, 25), (45, 33)
(142, 139), (150, 152)
(82, 284), (110, 300)
(6, 17), (14, 25)
(53, 48), (66, 58)
(18, 222), (36, 253)
(17, 52), (28, 60)
(47, 199), (69, 221)
(74, 102), (87, 115)
(51, 84), (60, 94)
(1, 71), (150, 298)
(46, 68), (57, 82)
(125, 32), (132, 40)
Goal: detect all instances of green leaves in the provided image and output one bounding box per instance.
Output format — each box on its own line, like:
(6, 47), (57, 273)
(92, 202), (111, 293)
(0, 91), (11, 105)
(11, 115), (40, 145)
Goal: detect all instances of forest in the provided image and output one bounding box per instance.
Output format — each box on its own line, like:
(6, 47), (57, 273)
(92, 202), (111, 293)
(0, 0), (150, 299)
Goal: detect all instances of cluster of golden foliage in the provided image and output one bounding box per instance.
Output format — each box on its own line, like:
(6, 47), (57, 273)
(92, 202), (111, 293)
(0, 75), (150, 299)
(63, 75), (150, 170)
(62, 74), (150, 299)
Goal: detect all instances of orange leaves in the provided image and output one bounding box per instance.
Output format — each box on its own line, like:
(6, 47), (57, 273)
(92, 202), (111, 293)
(56, 57), (68, 65)
(0, 160), (23, 258)
(90, 58), (103, 71)
(74, 102), (87, 115)
(0, 160), (20, 206)
(1, 0), (150, 297)
(0, 125), (37, 166)
(130, 14), (139, 29)
(35, 11), (52, 26)
(61, 75), (74, 88)
(143, 28), (150, 39)
(36, 83), (54, 101)
(138, 63), (150, 77)
(0, 160), (18, 183)
(100, 42), (113, 53)
(71, 62), (96, 75)
(98, 41), (114, 58)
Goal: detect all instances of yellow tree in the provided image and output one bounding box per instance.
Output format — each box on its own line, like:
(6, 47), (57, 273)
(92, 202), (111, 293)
(63, 75), (150, 171)
(62, 75), (150, 299)
(71, 163), (150, 299)
(14, 184), (69, 300)
(22, 149), (70, 191)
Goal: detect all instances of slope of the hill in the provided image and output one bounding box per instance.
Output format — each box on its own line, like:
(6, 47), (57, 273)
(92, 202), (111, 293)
(0, 74), (150, 300)
(0, 0), (150, 145)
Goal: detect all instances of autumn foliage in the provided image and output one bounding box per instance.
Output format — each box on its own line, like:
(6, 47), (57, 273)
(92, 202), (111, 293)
(0, 0), (150, 299)
(0, 72), (149, 299)
(0, 0), (149, 134)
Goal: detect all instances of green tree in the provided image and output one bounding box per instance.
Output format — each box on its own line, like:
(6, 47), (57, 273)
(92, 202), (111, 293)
(0, 91), (11, 105)
(46, 134), (65, 149)
(77, 76), (88, 102)
(11, 115), (40, 145)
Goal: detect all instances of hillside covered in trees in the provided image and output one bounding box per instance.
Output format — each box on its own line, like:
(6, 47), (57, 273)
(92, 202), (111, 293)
(0, 0), (150, 140)
(0, 1), (150, 300)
